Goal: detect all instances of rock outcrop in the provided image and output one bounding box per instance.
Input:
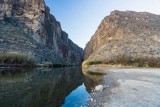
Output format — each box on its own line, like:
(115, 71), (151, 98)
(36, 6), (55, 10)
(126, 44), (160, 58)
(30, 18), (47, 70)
(0, 0), (83, 65)
(84, 10), (160, 65)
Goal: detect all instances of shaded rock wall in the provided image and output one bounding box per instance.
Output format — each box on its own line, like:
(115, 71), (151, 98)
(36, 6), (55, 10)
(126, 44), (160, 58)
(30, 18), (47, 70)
(0, 0), (83, 65)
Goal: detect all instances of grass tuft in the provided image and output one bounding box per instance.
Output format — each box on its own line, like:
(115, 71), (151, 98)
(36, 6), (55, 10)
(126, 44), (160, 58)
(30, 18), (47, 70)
(0, 52), (35, 67)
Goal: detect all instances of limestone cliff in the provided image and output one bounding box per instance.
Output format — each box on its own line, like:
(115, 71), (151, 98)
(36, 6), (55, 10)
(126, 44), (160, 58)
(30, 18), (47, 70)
(84, 10), (160, 65)
(0, 0), (83, 65)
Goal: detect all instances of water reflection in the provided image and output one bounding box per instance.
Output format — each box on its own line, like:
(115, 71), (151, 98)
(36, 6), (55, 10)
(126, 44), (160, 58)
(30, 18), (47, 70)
(83, 72), (105, 93)
(62, 84), (89, 107)
(0, 67), (104, 107)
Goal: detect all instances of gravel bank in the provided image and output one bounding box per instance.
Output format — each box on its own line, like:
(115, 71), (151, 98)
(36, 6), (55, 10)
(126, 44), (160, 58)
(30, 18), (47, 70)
(86, 67), (160, 107)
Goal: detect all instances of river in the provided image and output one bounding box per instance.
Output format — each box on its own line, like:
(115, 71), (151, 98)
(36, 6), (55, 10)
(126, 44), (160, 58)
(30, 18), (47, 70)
(0, 67), (104, 107)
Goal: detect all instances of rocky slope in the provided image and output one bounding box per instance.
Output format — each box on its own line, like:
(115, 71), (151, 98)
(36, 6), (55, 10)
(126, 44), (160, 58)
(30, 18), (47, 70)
(0, 0), (83, 65)
(84, 10), (160, 65)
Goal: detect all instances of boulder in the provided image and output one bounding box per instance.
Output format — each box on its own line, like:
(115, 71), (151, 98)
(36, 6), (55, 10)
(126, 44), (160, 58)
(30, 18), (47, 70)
(95, 85), (103, 91)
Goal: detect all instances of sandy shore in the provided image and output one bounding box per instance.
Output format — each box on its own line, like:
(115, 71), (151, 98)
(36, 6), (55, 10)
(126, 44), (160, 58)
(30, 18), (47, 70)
(85, 67), (160, 107)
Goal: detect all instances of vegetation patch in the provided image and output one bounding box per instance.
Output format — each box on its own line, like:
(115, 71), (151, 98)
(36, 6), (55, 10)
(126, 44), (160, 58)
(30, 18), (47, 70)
(105, 55), (160, 67)
(84, 55), (160, 67)
(85, 71), (105, 75)
(87, 61), (102, 65)
(0, 52), (35, 67)
(37, 62), (73, 68)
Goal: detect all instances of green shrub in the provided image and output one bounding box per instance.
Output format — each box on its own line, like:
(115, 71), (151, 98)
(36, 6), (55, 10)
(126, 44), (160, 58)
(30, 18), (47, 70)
(87, 61), (102, 65)
(85, 71), (105, 75)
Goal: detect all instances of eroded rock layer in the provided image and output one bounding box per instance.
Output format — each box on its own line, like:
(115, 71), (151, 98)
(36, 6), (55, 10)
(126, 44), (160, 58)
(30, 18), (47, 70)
(0, 0), (83, 65)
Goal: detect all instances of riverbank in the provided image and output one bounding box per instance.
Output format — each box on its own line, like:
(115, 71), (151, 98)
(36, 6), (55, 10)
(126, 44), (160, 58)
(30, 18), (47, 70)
(84, 67), (160, 107)
(0, 63), (76, 69)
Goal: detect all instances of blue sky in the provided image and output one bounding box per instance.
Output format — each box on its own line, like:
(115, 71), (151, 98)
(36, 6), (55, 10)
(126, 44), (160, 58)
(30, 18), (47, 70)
(45, 0), (160, 48)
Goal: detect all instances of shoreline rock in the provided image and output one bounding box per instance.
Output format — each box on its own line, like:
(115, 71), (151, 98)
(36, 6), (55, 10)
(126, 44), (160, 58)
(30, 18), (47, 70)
(95, 85), (103, 91)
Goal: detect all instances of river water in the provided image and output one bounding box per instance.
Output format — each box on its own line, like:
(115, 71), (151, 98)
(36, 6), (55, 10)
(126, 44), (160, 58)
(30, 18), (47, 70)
(0, 67), (104, 107)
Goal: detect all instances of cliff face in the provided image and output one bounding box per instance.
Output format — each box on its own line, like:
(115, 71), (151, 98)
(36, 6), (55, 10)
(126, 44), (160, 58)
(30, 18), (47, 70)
(0, 0), (83, 65)
(84, 10), (160, 63)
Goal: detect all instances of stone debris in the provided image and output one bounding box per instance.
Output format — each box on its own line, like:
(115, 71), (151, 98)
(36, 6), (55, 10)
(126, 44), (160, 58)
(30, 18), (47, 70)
(95, 85), (104, 91)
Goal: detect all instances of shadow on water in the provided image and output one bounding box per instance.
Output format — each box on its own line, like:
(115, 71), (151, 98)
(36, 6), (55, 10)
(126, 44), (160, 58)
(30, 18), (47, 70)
(83, 72), (105, 93)
(0, 67), (104, 107)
